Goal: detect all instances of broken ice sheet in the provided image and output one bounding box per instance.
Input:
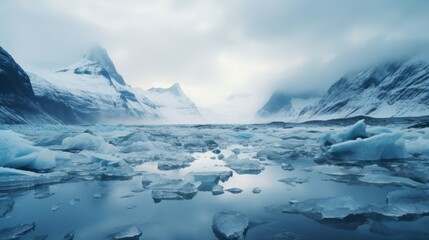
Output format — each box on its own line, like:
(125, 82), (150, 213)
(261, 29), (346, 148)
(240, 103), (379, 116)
(0, 223), (35, 240)
(113, 225), (142, 240)
(212, 210), (249, 240)
(358, 174), (422, 187)
(157, 160), (190, 171)
(226, 159), (264, 175)
(189, 171), (233, 191)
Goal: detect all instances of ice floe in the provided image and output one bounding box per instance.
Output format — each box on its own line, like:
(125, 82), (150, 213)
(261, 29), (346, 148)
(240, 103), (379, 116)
(212, 210), (249, 240)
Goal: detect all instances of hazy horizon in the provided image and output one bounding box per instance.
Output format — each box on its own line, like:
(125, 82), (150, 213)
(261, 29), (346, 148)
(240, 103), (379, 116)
(2, 0), (429, 122)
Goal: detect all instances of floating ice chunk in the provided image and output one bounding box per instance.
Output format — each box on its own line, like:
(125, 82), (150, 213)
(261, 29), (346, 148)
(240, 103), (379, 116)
(327, 133), (408, 161)
(157, 161), (190, 171)
(93, 193), (102, 199)
(64, 230), (75, 240)
(113, 226), (142, 240)
(281, 163), (294, 171)
(62, 133), (118, 154)
(0, 223), (35, 240)
(281, 196), (361, 220)
(230, 132), (253, 139)
(0, 167), (66, 191)
(212, 210), (249, 240)
(319, 120), (368, 148)
(226, 188), (243, 194)
(406, 137), (429, 156)
(141, 173), (163, 188)
(271, 230), (300, 240)
(385, 189), (429, 216)
(0, 130), (56, 171)
(189, 171), (233, 191)
(278, 177), (308, 187)
(226, 159), (264, 175)
(51, 203), (62, 211)
(149, 176), (201, 203)
(252, 187), (262, 194)
(212, 185), (224, 195)
(0, 198), (14, 218)
(126, 205), (137, 210)
(359, 174), (422, 187)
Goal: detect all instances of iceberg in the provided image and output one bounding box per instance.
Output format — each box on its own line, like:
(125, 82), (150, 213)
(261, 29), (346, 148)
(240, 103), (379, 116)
(189, 171), (233, 191)
(62, 133), (118, 154)
(319, 120), (368, 149)
(281, 196), (361, 220)
(212, 210), (249, 240)
(327, 133), (408, 161)
(0, 130), (56, 171)
(226, 159), (264, 175)
(385, 189), (429, 216)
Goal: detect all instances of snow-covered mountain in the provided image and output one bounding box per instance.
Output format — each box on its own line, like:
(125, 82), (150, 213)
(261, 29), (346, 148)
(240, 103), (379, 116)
(0, 45), (201, 124)
(256, 92), (319, 121)
(301, 59), (429, 120)
(143, 83), (203, 123)
(259, 59), (429, 121)
(0, 47), (76, 124)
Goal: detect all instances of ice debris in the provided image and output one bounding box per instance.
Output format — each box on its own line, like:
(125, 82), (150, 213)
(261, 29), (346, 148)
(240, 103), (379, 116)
(113, 226), (142, 240)
(226, 159), (264, 175)
(212, 184), (224, 195)
(212, 210), (249, 240)
(252, 187), (262, 194)
(226, 188), (243, 194)
(62, 133), (118, 154)
(319, 120), (409, 161)
(0, 223), (35, 240)
(0, 130), (56, 171)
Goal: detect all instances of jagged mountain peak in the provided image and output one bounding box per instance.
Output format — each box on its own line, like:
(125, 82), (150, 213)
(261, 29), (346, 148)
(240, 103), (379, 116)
(58, 44), (126, 86)
(149, 83), (186, 97)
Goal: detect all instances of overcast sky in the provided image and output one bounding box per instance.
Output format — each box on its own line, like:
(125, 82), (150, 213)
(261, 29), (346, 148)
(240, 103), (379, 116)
(1, 0), (429, 121)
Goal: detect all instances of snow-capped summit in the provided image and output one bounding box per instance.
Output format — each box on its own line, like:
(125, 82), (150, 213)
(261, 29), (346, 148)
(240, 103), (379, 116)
(58, 44), (126, 86)
(148, 82), (185, 97)
(144, 83), (203, 123)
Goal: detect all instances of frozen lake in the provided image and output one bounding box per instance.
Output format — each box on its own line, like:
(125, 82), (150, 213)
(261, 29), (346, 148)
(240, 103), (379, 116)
(1, 118), (429, 239)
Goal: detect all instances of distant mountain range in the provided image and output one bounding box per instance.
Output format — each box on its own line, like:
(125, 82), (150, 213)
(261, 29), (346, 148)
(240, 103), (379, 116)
(258, 59), (429, 121)
(0, 45), (202, 124)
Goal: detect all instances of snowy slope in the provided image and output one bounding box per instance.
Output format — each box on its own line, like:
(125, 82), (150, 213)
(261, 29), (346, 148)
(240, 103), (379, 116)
(0, 46), (76, 124)
(29, 45), (161, 124)
(142, 83), (203, 123)
(258, 59), (429, 122)
(256, 92), (319, 121)
(300, 59), (429, 120)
